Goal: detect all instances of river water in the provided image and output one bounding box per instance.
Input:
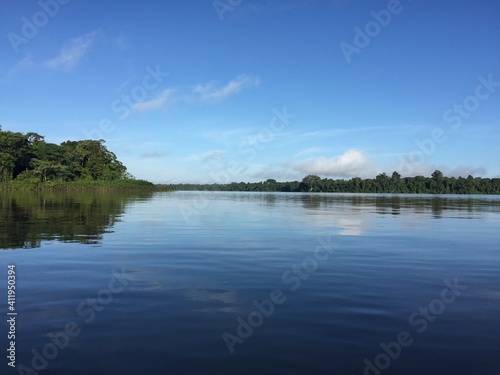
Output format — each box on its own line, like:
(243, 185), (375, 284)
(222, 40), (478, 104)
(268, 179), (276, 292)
(1, 191), (499, 374)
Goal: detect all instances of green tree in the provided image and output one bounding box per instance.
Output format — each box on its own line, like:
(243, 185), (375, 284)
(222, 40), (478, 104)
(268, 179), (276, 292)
(0, 128), (129, 184)
(431, 170), (443, 180)
(300, 175), (321, 192)
(0, 129), (32, 180)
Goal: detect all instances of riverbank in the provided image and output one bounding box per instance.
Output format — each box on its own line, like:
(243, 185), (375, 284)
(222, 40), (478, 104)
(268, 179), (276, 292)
(0, 178), (169, 191)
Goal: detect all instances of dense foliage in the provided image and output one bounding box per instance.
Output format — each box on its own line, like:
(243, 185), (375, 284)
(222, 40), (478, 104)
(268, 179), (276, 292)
(0, 127), (154, 190)
(166, 171), (500, 195)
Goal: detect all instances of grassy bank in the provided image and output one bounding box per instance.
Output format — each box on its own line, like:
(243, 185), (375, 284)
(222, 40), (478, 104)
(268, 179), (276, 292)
(0, 178), (169, 191)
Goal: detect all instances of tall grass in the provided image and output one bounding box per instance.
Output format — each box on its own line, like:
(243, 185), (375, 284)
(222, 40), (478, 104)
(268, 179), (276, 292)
(0, 178), (168, 191)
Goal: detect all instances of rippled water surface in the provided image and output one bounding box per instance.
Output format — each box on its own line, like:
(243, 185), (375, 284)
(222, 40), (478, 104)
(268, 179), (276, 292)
(1, 191), (499, 374)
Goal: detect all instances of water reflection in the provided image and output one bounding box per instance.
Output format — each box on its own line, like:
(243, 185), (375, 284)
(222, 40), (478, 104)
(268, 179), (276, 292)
(294, 194), (500, 234)
(291, 193), (500, 217)
(2, 191), (499, 249)
(0, 191), (154, 250)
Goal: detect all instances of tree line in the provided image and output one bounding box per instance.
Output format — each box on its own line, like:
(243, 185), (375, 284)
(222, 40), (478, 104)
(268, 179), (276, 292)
(0, 127), (153, 189)
(166, 171), (500, 195)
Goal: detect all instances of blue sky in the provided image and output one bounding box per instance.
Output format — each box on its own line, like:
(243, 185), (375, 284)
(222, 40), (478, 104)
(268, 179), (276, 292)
(1, 0), (499, 183)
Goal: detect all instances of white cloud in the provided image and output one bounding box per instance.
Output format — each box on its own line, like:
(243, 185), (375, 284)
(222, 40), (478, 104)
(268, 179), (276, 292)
(45, 30), (98, 70)
(447, 166), (487, 177)
(193, 74), (260, 101)
(1, 55), (34, 83)
(111, 33), (131, 50)
(132, 89), (175, 112)
(302, 125), (397, 138)
(129, 74), (258, 113)
(186, 150), (226, 163)
(8, 55), (35, 76)
(293, 147), (328, 158)
(200, 127), (255, 146)
(294, 149), (376, 178)
(121, 74), (259, 114)
(141, 151), (168, 159)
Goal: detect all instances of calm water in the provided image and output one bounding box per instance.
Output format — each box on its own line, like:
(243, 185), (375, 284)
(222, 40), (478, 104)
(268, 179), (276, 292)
(1, 191), (499, 375)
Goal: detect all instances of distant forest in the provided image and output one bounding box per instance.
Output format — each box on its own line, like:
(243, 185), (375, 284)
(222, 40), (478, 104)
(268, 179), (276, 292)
(0, 127), (152, 189)
(2, 128), (498, 194)
(166, 171), (500, 194)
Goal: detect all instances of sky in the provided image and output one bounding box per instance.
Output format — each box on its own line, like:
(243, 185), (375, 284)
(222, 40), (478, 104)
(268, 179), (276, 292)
(1, 0), (499, 183)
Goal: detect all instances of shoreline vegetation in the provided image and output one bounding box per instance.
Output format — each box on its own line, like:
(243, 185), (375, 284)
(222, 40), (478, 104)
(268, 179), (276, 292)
(0, 127), (163, 191)
(0, 178), (160, 191)
(164, 172), (500, 195)
(2, 128), (498, 194)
